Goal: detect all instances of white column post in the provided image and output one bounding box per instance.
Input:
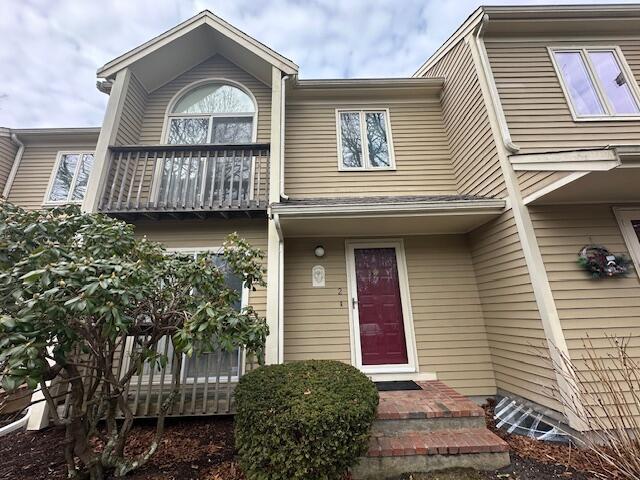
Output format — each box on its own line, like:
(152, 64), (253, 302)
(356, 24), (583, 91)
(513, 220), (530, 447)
(467, 32), (583, 429)
(82, 68), (131, 213)
(265, 66), (284, 365)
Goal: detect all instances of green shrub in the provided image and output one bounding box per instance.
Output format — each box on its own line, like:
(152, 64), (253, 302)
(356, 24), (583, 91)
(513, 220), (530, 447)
(234, 360), (379, 480)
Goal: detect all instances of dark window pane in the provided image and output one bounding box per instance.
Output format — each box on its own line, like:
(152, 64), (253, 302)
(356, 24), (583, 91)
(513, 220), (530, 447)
(185, 254), (242, 380)
(632, 220), (640, 242)
(589, 51), (640, 115)
(340, 112), (363, 168)
(167, 117), (209, 144)
(210, 117), (253, 143)
(71, 154), (94, 201)
(49, 154), (79, 201)
(185, 349), (240, 380)
(365, 112), (391, 167)
(555, 51), (605, 116)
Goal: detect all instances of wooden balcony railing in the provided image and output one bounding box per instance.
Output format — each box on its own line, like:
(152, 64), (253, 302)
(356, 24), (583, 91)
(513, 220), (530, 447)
(99, 144), (270, 217)
(58, 335), (252, 419)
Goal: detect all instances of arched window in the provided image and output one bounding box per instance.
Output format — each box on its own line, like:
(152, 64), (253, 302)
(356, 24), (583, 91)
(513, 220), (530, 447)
(166, 83), (256, 145)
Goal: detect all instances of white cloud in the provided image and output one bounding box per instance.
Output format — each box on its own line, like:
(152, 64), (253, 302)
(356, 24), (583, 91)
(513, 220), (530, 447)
(0, 0), (636, 127)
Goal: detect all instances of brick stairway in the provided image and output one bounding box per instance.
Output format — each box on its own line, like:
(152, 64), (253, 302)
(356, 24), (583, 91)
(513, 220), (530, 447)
(351, 381), (510, 479)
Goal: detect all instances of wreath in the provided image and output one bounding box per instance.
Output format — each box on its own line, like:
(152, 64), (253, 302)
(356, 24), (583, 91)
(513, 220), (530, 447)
(578, 245), (632, 279)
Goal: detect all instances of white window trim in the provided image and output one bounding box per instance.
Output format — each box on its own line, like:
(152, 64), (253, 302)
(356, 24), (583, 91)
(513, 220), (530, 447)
(43, 151), (95, 206)
(613, 207), (640, 280)
(344, 239), (418, 375)
(548, 46), (640, 122)
(335, 108), (396, 171)
(123, 246), (249, 385)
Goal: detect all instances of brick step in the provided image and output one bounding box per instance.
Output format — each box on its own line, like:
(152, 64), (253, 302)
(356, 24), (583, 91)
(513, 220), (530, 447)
(372, 415), (486, 435)
(352, 429), (510, 479)
(367, 428), (508, 457)
(377, 388), (485, 421)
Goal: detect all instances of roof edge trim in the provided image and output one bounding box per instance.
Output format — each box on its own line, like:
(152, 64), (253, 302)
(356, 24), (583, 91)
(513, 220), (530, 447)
(97, 10), (298, 80)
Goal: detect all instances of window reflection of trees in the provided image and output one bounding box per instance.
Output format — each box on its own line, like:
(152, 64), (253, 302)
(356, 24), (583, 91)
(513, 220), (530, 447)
(340, 112), (363, 168)
(49, 153), (95, 203)
(354, 248), (397, 294)
(339, 111), (391, 169)
(173, 85), (254, 115)
(365, 113), (390, 167)
(50, 154), (79, 201)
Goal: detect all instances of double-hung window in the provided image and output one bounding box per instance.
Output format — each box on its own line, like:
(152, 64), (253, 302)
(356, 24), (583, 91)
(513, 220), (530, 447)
(337, 109), (395, 170)
(550, 47), (640, 119)
(45, 152), (95, 204)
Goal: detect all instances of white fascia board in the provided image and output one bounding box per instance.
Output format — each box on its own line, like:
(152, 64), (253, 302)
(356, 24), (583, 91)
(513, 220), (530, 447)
(510, 149), (620, 171)
(272, 199), (506, 218)
(413, 7), (484, 77)
(97, 11), (297, 80)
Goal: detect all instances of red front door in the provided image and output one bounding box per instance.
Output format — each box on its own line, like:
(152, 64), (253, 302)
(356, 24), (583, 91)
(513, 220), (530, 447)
(354, 247), (408, 366)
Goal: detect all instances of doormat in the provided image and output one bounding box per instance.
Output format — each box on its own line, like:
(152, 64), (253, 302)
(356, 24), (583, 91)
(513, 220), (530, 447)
(374, 380), (422, 391)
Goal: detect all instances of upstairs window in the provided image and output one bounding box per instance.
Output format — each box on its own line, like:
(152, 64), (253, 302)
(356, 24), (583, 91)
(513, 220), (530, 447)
(45, 152), (95, 204)
(166, 83), (256, 144)
(337, 109), (395, 170)
(550, 47), (640, 119)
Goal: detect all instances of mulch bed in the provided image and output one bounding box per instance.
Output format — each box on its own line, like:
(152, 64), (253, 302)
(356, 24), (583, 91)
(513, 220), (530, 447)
(0, 416), (241, 480)
(482, 398), (604, 480)
(0, 402), (617, 480)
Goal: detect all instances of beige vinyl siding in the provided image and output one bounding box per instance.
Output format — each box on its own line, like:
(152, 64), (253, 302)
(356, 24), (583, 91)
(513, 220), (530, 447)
(284, 101), (458, 198)
(133, 219), (268, 317)
(422, 41), (506, 198)
(469, 211), (562, 411)
(517, 171), (576, 199)
(0, 135), (18, 194)
(7, 137), (97, 210)
(486, 37), (640, 154)
(530, 204), (640, 376)
(138, 55), (271, 144)
(115, 73), (148, 145)
(283, 238), (351, 362)
(283, 235), (496, 396)
(404, 236), (496, 396)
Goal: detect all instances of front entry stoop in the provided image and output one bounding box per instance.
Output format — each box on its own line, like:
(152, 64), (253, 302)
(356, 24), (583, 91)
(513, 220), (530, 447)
(351, 381), (510, 479)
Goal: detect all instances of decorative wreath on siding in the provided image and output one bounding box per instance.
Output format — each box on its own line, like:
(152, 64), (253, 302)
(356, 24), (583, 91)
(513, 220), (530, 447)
(578, 245), (632, 279)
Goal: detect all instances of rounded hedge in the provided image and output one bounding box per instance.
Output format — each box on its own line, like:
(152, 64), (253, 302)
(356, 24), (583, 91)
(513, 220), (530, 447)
(234, 360), (379, 480)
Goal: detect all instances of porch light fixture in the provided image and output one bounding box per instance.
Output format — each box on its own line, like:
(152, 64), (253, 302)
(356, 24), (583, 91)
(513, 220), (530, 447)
(314, 245), (325, 258)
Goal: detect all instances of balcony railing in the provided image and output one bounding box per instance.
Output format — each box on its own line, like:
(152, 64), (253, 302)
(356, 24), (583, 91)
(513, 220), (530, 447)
(99, 143), (270, 217)
(58, 334), (253, 419)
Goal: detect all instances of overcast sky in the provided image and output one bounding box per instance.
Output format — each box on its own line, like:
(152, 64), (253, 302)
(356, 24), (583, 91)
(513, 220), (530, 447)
(1, 0), (637, 128)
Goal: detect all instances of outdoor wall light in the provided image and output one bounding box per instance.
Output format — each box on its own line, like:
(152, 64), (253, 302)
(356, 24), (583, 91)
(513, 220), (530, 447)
(314, 245), (325, 258)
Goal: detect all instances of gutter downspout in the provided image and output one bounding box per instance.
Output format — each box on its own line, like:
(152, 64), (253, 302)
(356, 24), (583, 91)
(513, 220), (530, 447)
(3, 133), (25, 199)
(279, 75), (290, 200)
(273, 213), (285, 364)
(474, 14), (520, 154)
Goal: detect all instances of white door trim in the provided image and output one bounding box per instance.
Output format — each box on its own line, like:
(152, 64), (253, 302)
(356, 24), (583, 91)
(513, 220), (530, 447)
(345, 239), (418, 375)
(613, 207), (640, 280)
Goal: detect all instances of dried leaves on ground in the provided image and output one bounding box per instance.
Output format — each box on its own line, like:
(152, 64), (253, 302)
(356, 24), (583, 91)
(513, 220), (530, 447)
(0, 416), (241, 480)
(483, 398), (602, 479)
(0, 402), (624, 480)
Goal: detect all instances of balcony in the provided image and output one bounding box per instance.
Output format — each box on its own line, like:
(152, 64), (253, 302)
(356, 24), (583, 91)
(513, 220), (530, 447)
(99, 143), (270, 219)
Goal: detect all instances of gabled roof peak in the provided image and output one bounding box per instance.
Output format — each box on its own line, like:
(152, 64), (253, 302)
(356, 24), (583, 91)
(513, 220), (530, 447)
(97, 10), (297, 92)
